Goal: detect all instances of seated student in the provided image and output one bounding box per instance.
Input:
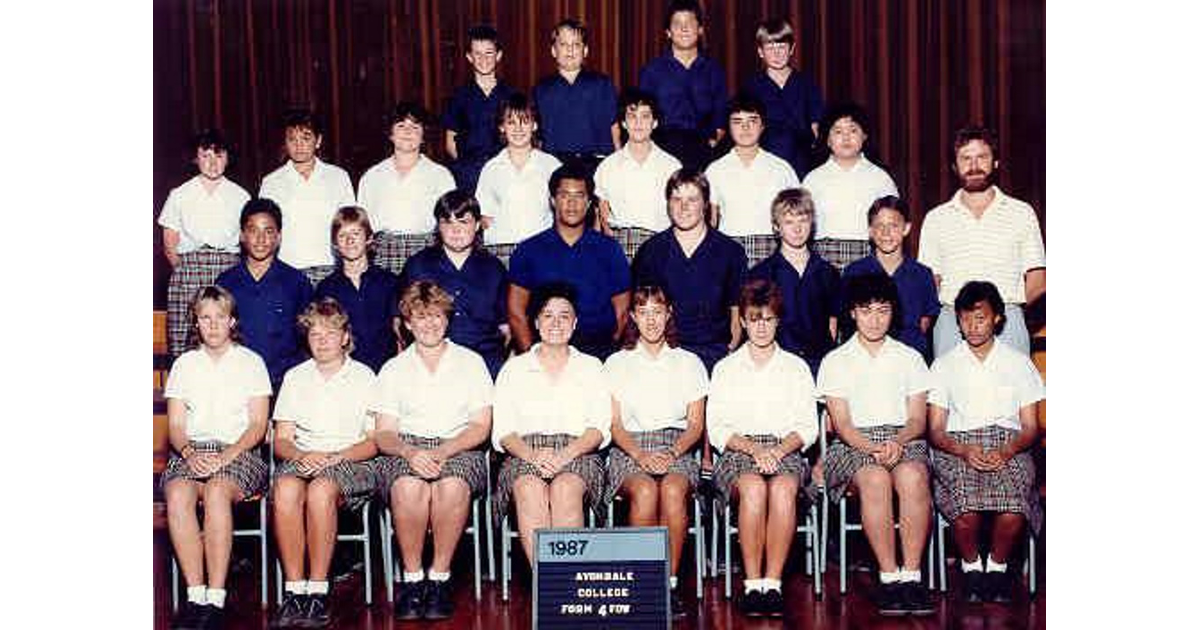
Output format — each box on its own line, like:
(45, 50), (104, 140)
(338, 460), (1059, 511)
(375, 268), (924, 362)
(603, 285), (708, 617)
(492, 283), (611, 567)
(801, 102), (899, 270)
(843, 196), (940, 362)
(748, 188), (840, 378)
(474, 92), (562, 265)
(159, 128), (251, 358)
(443, 24), (516, 195)
(507, 163), (631, 360)
(532, 18), (620, 174)
(927, 281), (1044, 604)
(372, 281), (493, 621)
(817, 273), (935, 617)
(217, 199), (314, 390)
(594, 88), (683, 260)
(708, 279), (818, 618)
(259, 108), (356, 286)
(399, 190), (509, 378)
(314, 206), (401, 373)
(357, 102), (456, 275)
(705, 92), (801, 267)
(162, 286), (271, 630)
(269, 298), (379, 629)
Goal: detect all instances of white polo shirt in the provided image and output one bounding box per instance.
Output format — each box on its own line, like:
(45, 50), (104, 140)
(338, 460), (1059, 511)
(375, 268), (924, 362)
(157, 175), (250, 254)
(801, 156), (899, 240)
(707, 344), (818, 452)
(371, 340), (494, 440)
(817, 336), (931, 429)
(492, 345), (612, 452)
(928, 340), (1045, 434)
(603, 343), (709, 433)
(917, 186), (1046, 305)
(164, 344), (272, 444)
(259, 158), (356, 268)
(594, 142), (682, 232)
(273, 357), (377, 452)
(475, 149), (562, 245)
(705, 148), (800, 236)
(356, 154), (456, 235)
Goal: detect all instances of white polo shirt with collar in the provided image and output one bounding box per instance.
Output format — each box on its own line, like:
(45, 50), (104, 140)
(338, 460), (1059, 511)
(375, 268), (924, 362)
(259, 158), (356, 268)
(475, 149), (562, 245)
(273, 357), (377, 453)
(164, 344), (272, 444)
(817, 335), (931, 429)
(705, 148), (801, 237)
(928, 340), (1045, 434)
(356, 154), (456, 235)
(370, 340), (494, 440)
(594, 141), (682, 232)
(491, 344), (612, 452)
(801, 155), (899, 241)
(603, 343), (709, 433)
(707, 343), (818, 452)
(157, 175), (250, 254)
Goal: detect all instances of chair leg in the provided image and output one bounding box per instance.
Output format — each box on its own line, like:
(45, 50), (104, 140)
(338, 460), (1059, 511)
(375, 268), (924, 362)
(472, 499), (482, 601)
(485, 460), (497, 582)
(274, 558), (283, 606)
(926, 515), (936, 590)
(381, 509), (395, 603)
(811, 503), (822, 598)
(723, 504), (732, 600)
(693, 496), (704, 599)
(709, 498), (720, 581)
(838, 498), (848, 594)
(937, 514), (948, 592)
(501, 516), (511, 602)
(361, 504), (373, 606)
(171, 557), (179, 612)
(820, 486), (829, 577)
(1027, 532), (1037, 596)
(259, 499), (269, 609)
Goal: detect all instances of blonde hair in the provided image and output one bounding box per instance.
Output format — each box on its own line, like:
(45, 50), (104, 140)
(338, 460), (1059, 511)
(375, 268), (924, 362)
(770, 187), (815, 227)
(297, 297), (355, 354)
(399, 280), (455, 322)
(189, 285), (240, 347)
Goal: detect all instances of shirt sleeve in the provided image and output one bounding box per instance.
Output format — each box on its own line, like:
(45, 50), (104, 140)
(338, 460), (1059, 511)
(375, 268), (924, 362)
(246, 351), (273, 397)
(583, 360), (613, 448)
(918, 265), (942, 317)
(368, 362), (403, 417)
(494, 263), (510, 327)
(1018, 205), (1047, 272)
(434, 165), (457, 198)
(475, 163), (499, 219)
(705, 362), (735, 452)
(815, 352), (847, 401)
(805, 77), (825, 126)
(881, 170), (899, 196)
(917, 214), (941, 275)
(272, 369), (302, 422)
(594, 158), (613, 202)
(927, 357), (951, 410)
(258, 172), (278, 202)
(905, 352), (933, 395)
(335, 169), (356, 208)
(1014, 355), (1046, 408)
(725, 245), (749, 308)
(682, 353), (710, 403)
(789, 364), (819, 452)
(705, 63), (729, 137)
(356, 171), (373, 213)
(491, 363), (519, 452)
(157, 186), (184, 230)
(606, 241), (632, 296)
(464, 351), (495, 417)
(782, 162), (801, 188)
(443, 90), (465, 132)
(507, 244), (533, 289)
(163, 355), (190, 400)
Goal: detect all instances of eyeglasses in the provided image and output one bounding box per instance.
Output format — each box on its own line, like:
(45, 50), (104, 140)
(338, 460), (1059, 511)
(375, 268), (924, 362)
(745, 314), (778, 325)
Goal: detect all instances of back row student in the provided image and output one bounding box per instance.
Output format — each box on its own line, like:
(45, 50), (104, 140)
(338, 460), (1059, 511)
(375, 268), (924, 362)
(443, 25), (516, 195)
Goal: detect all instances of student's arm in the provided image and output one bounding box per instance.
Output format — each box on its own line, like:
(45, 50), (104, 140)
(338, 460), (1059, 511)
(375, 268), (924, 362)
(611, 290), (631, 343)
(373, 413), (414, 459)
(610, 123), (622, 152)
(218, 395), (269, 468)
(434, 406), (492, 459)
(272, 420), (308, 462)
(709, 203), (721, 229)
(919, 315), (933, 335)
(507, 283), (534, 353)
(993, 403), (1040, 468)
(1024, 268), (1046, 305)
(828, 317), (839, 343)
(728, 307), (742, 350)
(674, 397), (706, 458)
(598, 199), (614, 235)
(445, 130), (459, 160)
(810, 122), (820, 140)
(329, 434), (378, 465)
(162, 228), (182, 267)
(928, 404), (989, 471)
(825, 396), (876, 454)
(609, 397), (645, 461)
(894, 392), (929, 445)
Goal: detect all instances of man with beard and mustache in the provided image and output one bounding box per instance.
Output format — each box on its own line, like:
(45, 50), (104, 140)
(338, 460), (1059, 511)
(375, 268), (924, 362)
(918, 127), (1046, 358)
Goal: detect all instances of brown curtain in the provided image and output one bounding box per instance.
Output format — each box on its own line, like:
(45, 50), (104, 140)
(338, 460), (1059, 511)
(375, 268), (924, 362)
(154, 0), (1045, 307)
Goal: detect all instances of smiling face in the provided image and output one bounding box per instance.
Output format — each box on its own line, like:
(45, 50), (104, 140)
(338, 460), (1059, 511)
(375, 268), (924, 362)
(757, 40), (793, 71)
(389, 117), (424, 155)
(535, 297), (577, 347)
(868, 207), (909, 256)
(307, 320), (349, 364)
(500, 110), (535, 149)
(550, 27), (587, 73)
(195, 298), (235, 351)
(195, 147), (229, 181)
(404, 305), (450, 350)
(954, 139), (998, 193)
(623, 104), (657, 144)
(667, 182), (707, 232)
(334, 222), (370, 264)
(741, 305), (779, 349)
(438, 212), (480, 254)
(285, 126), (321, 165)
(466, 39), (501, 76)
(827, 116), (865, 161)
(632, 298), (670, 346)
(240, 212), (281, 263)
(666, 10), (702, 51)
(775, 210), (813, 249)
(552, 177), (590, 229)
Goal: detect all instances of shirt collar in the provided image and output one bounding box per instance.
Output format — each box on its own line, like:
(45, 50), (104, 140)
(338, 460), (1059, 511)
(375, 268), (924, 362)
(733, 343), (780, 370)
(523, 343), (582, 372)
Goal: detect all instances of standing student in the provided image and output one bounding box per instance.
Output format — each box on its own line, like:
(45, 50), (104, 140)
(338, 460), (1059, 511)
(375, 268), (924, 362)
(927, 281), (1044, 604)
(531, 18), (620, 175)
(356, 102), (456, 275)
(443, 24), (516, 194)
(474, 92), (562, 265)
(258, 108), (356, 286)
(637, 0), (727, 171)
(162, 286), (270, 630)
(802, 103), (899, 270)
(159, 129), (250, 358)
(705, 92), (801, 266)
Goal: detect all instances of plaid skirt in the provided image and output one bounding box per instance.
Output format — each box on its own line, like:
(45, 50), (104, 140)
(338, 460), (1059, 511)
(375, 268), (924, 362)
(166, 249), (240, 358)
(612, 226), (658, 263)
(374, 231), (435, 276)
(493, 433), (606, 528)
(274, 458), (379, 511)
(604, 427), (700, 504)
(301, 265), (336, 287)
(484, 242), (518, 268)
(823, 424), (930, 504)
(731, 234), (778, 268)
(930, 425), (1043, 534)
(712, 434), (810, 512)
(160, 440), (268, 499)
(373, 433), (489, 500)
(812, 238), (870, 271)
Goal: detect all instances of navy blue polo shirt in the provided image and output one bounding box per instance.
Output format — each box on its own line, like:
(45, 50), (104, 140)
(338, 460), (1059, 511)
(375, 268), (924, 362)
(442, 80), (516, 192)
(532, 70), (618, 156)
(314, 264), (401, 373)
(744, 70), (824, 180)
(216, 258), (314, 388)
(748, 251), (841, 378)
(400, 245), (509, 378)
(843, 255), (940, 361)
(631, 228), (746, 373)
(509, 228), (631, 354)
(637, 50), (728, 138)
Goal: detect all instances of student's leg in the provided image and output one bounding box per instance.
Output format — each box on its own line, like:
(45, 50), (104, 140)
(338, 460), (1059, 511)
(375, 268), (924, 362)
(200, 477), (242, 589)
(390, 477), (433, 574)
(428, 477), (472, 574)
(512, 475), (551, 562)
(622, 474), (660, 526)
(304, 477), (342, 582)
(891, 462), (932, 572)
(952, 512), (984, 563)
(659, 474), (691, 577)
(852, 465), (899, 573)
(165, 479), (205, 586)
(763, 475), (800, 580)
(989, 512), (1027, 564)
(734, 474), (768, 581)
(272, 476), (310, 582)
(548, 473), (586, 527)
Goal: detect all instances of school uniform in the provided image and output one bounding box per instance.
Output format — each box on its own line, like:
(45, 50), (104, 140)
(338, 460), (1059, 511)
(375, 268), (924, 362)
(817, 336), (932, 503)
(272, 358), (379, 509)
(355, 154), (456, 275)
(742, 69), (825, 180)
(802, 156), (899, 270)
(442, 80), (516, 194)
(704, 148), (800, 266)
(748, 250), (841, 378)
(474, 148), (562, 265)
(160, 344), (272, 497)
(843, 256), (941, 361)
(259, 158), (356, 284)
(216, 259), (314, 390)
(157, 175), (249, 357)
(638, 49), (728, 171)
(313, 265), (401, 373)
(593, 141), (682, 260)
(370, 340), (494, 498)
(602, 344), (709, 503)
(928, 340), (1045, 534)
(532, 70), (619, 166)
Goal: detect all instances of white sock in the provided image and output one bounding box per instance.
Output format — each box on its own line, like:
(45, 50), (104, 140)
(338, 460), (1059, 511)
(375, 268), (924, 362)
(986, 555), (1007, 573)
(669, 575), (678, 590)
(961, 556), (983, 572)
(206, 588), (227, 608)
(306, 580), (329, 595)
(428, 570), (451, 583)
(186, 585), (207, 605)
(879, 570), (904, 584)
(761, 578), (782, 592)
(403, 570), (426, 583)
(743, 578), (764, 594)
(284, 581), (306, 595)
(899, 568), (922, 583)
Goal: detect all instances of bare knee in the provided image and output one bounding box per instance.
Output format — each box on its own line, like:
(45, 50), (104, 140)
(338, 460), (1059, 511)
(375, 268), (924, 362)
(854, 466), (893, 502)
(767, 477), (799, 510)
(891, 463), (930, 498)
(625, 478), (659, 512)
(432, 478), (470, 508)
(391, 478), (431, 514)
(306, 478), (341, 512)
(659, 476), (689, 513)
(736, 475), (767, 513)
(549, 474), (585, 510)
(202, 479), (238, 507)
(273, 477), (306, 513)
(165, 480), (199, 512)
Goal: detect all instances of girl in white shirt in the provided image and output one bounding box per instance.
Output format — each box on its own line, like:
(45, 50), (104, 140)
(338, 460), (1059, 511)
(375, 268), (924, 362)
(492, 283), (610, 564)
(161, 286), (270, 629)
(603, 286), (708, 614)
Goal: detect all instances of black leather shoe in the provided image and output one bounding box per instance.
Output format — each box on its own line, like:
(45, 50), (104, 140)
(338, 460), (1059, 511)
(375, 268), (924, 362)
(670, 588), (686, 618)
(739, 589), (765, 617)
(394, 580), (427, 621)
(171, 601), (206, 630)
(423, 580), (454, 620)
(199, 605), (224, 630)
(903, 582), (936, 616)
(761, 589), (785, 618)
(875, 582), (907, 617)
(964, 571), (986, 603)
(985, 571), (1013, 604)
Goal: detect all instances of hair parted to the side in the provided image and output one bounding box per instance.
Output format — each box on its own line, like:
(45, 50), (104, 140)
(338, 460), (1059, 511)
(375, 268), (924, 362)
(755, 17), (795, 46)
(468, 24), (502, 50)
(953, 280), (1007, 336)
(867, 195), (909, 224)
(298, 297), (356, 355)
(239, 197), (283, 231)
(664, 0), (704, 29)
(399, 280), (456, 323)
(190, 285), (241, 347)
(432, 189), (484, 250)
(620, 285), (680, 350)
(551, 18), (588, 45)
(664, 168), (713, 223)
(738, 278), (784, 320)
(527, 282), (579, 330)
(330, 205), (375, 251)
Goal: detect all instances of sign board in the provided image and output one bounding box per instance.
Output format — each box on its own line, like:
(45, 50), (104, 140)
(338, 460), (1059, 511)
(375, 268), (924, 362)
(533, 526), (670, 629)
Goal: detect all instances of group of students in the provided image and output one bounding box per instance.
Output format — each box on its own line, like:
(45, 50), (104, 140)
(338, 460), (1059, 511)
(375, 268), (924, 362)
(158, 2), (1047, 629)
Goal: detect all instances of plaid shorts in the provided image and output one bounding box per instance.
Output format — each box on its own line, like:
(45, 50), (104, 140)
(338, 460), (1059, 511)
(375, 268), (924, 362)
(493, 433), (606, 528)
(612, 227), (658, 263)
(711, 434), (810, 512)
(812, 238), (871, 271)
(823, 424), (930, 504)
(160, 440), (268, 499)
(373, 433), (489, 500)
(731, 234), (778, 268)
(930, 425), (1043, 534)
(604, 427), (699, 504)
(166, 249), (239, 358)
(274, 457), (380, 511)
(484, 242), (518, 268)
(374, 231), (435, 276)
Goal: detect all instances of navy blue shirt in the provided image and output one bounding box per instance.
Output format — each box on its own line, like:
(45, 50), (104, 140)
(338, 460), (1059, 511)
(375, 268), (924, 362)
(442, 80), (516, 192)
(631, 228), (746, 373)
(216, 259), (314, 389)
(843, 255), (940, 361)
(400, 245), (509, 378)
(748, 251), (841, 378)
(510, 228), (631, 357)
(638, 50), (728, 138)
(314, 264), (401, 373)
(532, 70), (618, 156)
(743, 70), (824, 180)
